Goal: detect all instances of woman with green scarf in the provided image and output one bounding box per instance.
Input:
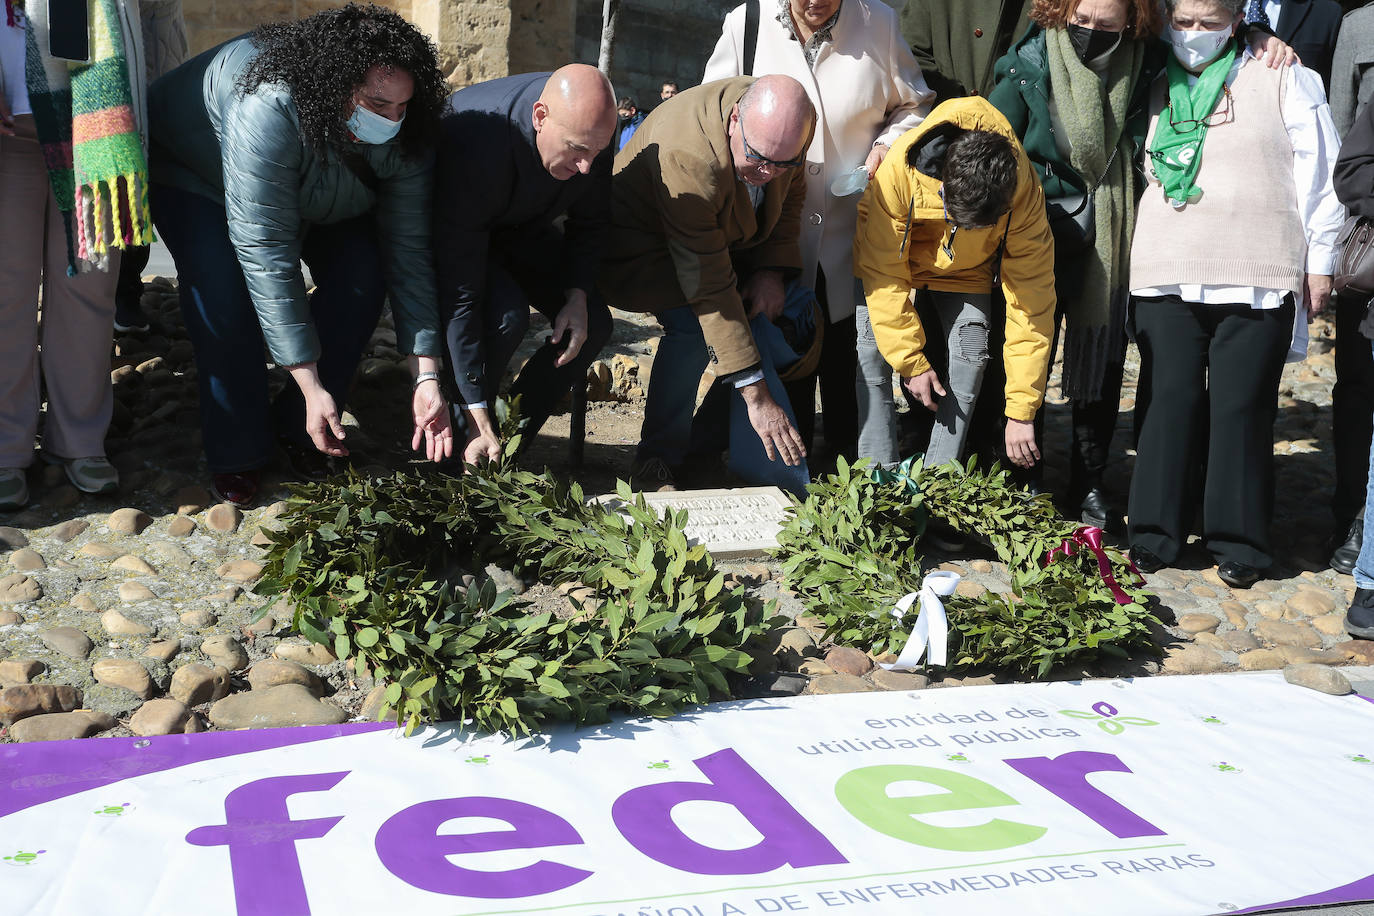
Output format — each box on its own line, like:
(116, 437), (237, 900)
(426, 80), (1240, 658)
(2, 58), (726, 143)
(989, 0), (1289, 531)
(1127, 0), (1344, 588)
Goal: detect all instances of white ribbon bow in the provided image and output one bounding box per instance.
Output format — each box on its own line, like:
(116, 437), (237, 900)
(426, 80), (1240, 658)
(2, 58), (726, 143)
(881, 570), (960, 671)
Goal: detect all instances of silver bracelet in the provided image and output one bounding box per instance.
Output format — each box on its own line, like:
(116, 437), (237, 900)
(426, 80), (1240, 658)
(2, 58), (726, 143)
(412, 371), (442, 390)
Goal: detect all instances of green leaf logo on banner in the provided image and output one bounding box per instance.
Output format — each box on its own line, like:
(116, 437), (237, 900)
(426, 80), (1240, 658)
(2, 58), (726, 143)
(1058, 701), (1159, 735)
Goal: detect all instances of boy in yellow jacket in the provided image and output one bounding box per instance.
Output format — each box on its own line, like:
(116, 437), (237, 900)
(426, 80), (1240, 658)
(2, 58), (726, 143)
(854, 96), (1055, 471)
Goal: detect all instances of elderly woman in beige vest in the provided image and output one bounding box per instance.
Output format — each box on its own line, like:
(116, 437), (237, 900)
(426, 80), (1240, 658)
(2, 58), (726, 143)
(704, 0), (933, 466)
(1126, 0), (1343, 588)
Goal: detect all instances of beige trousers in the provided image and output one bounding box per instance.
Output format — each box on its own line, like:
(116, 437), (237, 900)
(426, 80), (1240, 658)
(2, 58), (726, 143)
(0, 115), (117, 468)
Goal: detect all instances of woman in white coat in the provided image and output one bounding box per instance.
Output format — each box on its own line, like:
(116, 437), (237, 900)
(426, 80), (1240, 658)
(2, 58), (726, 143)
(704, 0), (933, 466)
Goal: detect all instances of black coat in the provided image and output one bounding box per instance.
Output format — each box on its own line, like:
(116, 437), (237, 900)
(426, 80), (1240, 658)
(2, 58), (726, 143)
(1274, 0), (1344, 92)
(433, 73), (613, 404)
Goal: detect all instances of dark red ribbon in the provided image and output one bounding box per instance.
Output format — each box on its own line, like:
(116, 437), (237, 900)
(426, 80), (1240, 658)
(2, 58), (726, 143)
(1045, 525), (1144, 605)
(4, 1), (16, 28)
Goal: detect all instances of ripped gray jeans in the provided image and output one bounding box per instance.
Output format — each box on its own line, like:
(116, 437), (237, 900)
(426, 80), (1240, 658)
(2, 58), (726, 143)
(856, 291), (992, 470)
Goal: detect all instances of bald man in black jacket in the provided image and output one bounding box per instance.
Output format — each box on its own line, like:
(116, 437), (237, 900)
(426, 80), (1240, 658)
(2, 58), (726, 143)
(434, 65), (618, 465)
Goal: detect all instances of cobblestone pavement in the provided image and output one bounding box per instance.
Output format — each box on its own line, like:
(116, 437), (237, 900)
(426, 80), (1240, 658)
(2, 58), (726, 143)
(0, 279), (1365, 742)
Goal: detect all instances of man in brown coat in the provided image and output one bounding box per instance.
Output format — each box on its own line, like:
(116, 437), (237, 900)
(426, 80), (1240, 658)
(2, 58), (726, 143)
(601, 75), (815, 489)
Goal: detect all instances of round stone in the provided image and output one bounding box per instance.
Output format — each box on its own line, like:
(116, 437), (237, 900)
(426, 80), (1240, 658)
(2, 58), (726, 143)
(1333, 639), (1374, 664)
(1277, 646), (1349, 665)
(10, 710), (115, 742)
(0, 526), (29, 549)
(360, 684), (391, 721)
(805, 674), (877, 695)
(147, 542), (194, 570)
(118, 582), (157, 602)
(143, 640), (181, 663)
(70, 592), (98, 612)
(0, 609), (23, 626)
(216, 560), (263, 584)
(204, 586), (242, 603)
(1162, 645), (1226, 674)
(101, 609), (155, 637)
(969, 560), (993, 574)
(9, 548), (45, 571)
(92, 658), (156, 699)
(129, 698), (201, 736)
(1254, 600), (1286, 619)
(1286, 588), (1338, 618)
(955, 580), (987, 599)
(0, 684), (82, 725)
(0, 658), (44, 684)
(824, 646), (874, 677)
(0, 573), (42, 604)
(107, 508), (153, 535)
(111, 554), (157, 575)
(870, 669), (930, 691)
(205, 503), (243, 533)
(77, 543), (123, 560)
(1221, 630), (1261, 652)
(797, 659), (835, 677)
(201, 635), (249, 672)
(1255, 619), (1322, 649)
(1238, 649), (1287, 671)
(1177, 614), (1221, 634)
(771, 628), (817, 667)
(274, 642), (337, 666)
(208, 684), (348, 729)
(166, 516), (197, 537)
(169, 663), (231, 706)
(1218, 601), (1250, 628)
(40, 626), (93, 659)
(247, 658), (323, 695)
(1283, 664), (1352, 695)
(49, 519), (89, 542)
(179, 608), (218, 628)
(1311, 613), (1348, 636)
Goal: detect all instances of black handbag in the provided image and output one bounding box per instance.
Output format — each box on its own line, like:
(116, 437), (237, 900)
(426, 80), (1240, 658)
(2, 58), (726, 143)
(1334, 215), (1374, 298)
(1044, 145), (1118, 257)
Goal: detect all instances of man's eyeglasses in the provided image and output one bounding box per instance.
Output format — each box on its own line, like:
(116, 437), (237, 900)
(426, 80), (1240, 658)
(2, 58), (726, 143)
(1166, 84), (1233, 134)
(738, 115), (805, 170)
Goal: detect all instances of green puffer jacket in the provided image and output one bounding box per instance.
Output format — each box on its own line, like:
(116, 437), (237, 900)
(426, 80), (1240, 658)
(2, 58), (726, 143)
(988, 25), (1159, 201)
(148, 38), (440, 367)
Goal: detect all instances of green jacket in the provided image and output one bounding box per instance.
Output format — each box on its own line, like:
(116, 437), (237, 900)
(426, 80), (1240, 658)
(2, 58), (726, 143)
(148, 38), (441, 367)
(987, 25), (1160, 200)
(900, 0), (1033, 102)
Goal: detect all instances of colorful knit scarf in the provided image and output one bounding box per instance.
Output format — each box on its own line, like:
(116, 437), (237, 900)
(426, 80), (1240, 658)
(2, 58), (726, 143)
(24, 0), (151, 275)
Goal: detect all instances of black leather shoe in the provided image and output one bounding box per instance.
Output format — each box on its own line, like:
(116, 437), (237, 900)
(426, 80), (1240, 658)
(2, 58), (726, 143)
(280, 440), (336, 482)
(1217, 561), (1263, 590)
(1346, 588), (1374, 639)
(1130, 546), (1165, 575)
(1330, 518), (1363, 575)
(1078, 487), (1118, 531)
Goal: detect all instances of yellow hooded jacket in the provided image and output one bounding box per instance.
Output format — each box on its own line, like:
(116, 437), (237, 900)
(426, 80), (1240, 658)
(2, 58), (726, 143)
(853, 96), (1056, 422)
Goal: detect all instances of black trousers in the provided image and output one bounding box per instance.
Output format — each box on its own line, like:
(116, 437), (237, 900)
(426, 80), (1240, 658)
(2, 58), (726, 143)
(116, 243), (151, 307)
(1128, 295), (1294, 568)
(972, 284), (1124, 495)
(444, 233), (612, 442)
(1332, 290), (1374, 527)
(783, 267), (858, 460)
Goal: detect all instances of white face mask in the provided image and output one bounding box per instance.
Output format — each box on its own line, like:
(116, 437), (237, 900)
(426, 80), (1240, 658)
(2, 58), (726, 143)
(347, 103), (404, 145)
(1164, 22), (1234, 70)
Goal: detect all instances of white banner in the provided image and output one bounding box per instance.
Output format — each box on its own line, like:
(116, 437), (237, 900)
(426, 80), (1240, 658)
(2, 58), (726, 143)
(3, 672), (1374, 916)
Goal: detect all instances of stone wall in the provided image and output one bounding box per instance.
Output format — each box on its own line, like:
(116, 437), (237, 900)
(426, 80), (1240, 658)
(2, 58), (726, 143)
(182, 0), (575, 86)
(575, 0), (735, 110)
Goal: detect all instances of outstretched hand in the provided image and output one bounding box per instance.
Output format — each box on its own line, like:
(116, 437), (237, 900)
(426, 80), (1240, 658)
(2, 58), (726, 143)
(410, 380), (453, 461)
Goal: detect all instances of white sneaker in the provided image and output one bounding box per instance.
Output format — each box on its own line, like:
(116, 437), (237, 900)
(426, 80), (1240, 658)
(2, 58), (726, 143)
(61, 456), (119, 495)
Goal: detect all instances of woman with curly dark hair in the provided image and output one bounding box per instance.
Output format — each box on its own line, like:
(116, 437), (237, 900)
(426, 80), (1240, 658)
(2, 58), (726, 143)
(146, 4), (452, 506)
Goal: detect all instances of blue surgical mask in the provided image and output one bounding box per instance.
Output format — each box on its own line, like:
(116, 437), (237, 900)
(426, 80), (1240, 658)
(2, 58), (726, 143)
(347, 104), (404, 145)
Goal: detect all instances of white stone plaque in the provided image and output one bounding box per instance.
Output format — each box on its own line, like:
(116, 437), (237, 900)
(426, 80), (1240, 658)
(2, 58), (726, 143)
(596, 487), (795, 558)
